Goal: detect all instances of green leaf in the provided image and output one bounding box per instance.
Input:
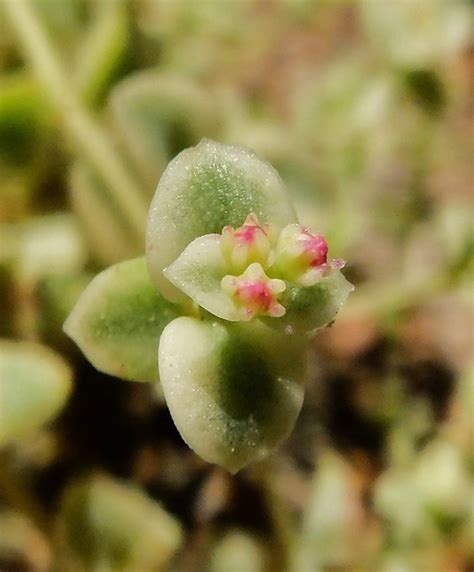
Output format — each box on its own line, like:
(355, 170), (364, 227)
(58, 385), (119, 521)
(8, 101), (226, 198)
(110, 72), (219, 188)
(64, 257), (183, 383)
(164, 233), (241, 321)
(57, 473), (182, 572)
(146, 138), (297, 301)
(158, 317), (307, 473)
(265, 270), (354, 335)
(0, 340), (72, 447)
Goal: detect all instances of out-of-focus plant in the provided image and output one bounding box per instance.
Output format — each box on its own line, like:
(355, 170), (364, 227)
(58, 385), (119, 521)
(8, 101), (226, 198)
(293, 450), (365, 571)
(65, 139), (353, 473)
(0, 339), (71, 447)
(374, 405), (473, 570)
(360, 0), (470, 69)
(210, 529), (264, 572)
(56, 473), (182, 572)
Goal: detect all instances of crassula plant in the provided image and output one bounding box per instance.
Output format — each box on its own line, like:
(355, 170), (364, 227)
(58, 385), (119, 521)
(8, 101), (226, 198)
(65, 139), (353, 473)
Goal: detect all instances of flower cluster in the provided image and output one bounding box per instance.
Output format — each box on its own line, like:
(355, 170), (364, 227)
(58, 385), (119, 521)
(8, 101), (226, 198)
(221, 262), (286, 320)
(219, 214), (345, 320)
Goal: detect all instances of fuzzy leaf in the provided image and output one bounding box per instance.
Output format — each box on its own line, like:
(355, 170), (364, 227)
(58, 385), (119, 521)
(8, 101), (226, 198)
(146, 139), (297, 301)
(0, 340), (72, 447)
(57, 473), (182, 572)
(266, 270), (354, 335)
(64, 257), (182, 383)
(158, 317), (307, 473)
(164, 234), (241, 321)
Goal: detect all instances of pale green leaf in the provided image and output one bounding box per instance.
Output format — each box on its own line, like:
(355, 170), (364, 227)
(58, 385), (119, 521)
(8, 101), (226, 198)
(146, 138), (297, 301)
(164, 234), (241, 321)
(64, 257), (183, 383)
(57, 473), (182, 572)
(265, 270), (354, 335)
(16, 213), (87, 281)
(0, 340), (72, 447)
(110, 72), (218, 188)
(158, 317), (307, 473)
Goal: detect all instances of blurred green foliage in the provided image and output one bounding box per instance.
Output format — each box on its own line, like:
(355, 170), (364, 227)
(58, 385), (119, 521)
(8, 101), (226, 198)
(0, 0), (472, 571)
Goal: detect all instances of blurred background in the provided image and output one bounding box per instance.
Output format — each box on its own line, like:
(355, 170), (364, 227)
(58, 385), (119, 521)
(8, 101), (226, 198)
(0, 1), (472, 571)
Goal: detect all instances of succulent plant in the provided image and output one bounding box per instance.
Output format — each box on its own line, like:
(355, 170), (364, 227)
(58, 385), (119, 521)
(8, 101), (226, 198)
(65, 139), (352, 473)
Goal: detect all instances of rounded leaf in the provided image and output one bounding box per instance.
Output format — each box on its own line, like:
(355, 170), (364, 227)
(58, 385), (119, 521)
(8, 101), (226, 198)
(164, 233), (241, 321)
(158, 317), (307, 473)
(0, 340), (72, 447)
(146, 139), (297, 301)
(64, 257), (183, 383)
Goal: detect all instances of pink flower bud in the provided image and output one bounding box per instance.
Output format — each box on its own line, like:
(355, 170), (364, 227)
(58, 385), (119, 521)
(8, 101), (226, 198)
(221, 263), (286, 321)
(221, 214), (275, 273)
(273, 224), (345, 286)
(298, 228), (328, 267)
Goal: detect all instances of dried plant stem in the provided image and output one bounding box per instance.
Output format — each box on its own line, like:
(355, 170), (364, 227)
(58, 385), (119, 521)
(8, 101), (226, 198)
(3, 0), (147, 245)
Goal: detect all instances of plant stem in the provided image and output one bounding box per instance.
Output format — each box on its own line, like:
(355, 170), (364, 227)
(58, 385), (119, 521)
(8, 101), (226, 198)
(3, 0), (147, 245)
(250, 459), (295, 572)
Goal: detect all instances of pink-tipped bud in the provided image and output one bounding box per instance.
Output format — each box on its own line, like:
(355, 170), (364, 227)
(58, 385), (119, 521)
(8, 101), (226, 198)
(221, 263), (286, 321)
(221, 214), (275, 273)
(273, 224), (344, 286)
(299, 229), (328, 267)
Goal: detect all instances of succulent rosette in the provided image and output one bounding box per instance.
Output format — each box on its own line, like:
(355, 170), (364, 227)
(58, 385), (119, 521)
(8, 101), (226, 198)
(65, 139), (353, 472)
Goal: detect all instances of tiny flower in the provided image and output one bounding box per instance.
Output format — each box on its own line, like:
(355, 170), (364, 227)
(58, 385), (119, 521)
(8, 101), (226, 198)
(299, 228), (328, 267)
(221, 263), (286, 321)
(272, 224), (345, 286)
(221, 214), (276, 273)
